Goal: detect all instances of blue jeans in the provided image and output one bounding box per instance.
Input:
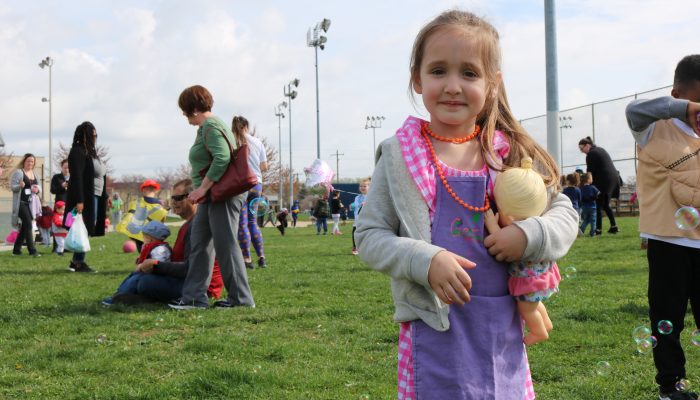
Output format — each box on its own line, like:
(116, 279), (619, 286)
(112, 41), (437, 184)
(316, 217), (328, 233)
(580, 206), (597, 236)
(116, 272), (184, 302)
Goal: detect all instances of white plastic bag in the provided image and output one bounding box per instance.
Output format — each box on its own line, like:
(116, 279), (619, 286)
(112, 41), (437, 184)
(65, 213), (91, 253)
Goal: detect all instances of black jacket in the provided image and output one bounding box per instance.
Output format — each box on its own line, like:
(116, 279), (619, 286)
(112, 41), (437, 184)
(585, 145), (620, 197)
(64, 146), (107, 237)
(50, 173), (69, 203)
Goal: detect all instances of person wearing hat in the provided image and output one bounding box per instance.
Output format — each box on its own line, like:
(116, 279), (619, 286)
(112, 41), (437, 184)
(116, 179), (167, 252)
(102, 220), (172, 306)
(102, 179), (225, 305)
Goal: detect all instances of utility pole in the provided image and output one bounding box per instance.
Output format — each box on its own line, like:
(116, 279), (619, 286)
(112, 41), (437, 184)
(330, 150), (345, 184)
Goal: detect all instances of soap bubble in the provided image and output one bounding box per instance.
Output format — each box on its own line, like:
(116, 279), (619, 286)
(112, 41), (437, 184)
(674, 206), (700, 230)
(248, 197), (270, 217)
(676, 379), (690, 392)
(636, 338), (653, 355)
(564, 266), (577, 279)
(689, 329), (700, 347)
(632, 325), (652, 343)
(595, 361), (611, 376)
(658, 320), (673, 335)
(96, 334), (107, 344)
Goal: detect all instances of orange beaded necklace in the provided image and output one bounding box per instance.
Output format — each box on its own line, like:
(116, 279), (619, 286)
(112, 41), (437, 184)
(420, 123), (490, 212)
(423, 121), (481, 143)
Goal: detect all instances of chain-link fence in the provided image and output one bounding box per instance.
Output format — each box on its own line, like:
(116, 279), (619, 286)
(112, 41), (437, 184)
(519, 85), (673, 185)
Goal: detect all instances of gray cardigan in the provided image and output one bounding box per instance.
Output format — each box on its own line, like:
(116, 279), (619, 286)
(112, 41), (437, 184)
(355, 136), (579, 331)
(10, 169), (43, 227)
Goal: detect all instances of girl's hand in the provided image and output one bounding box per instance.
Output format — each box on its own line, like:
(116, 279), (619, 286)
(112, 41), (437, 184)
(428, 251), (477, 305)
(484, 225), (527, 262)
(76, 203), (84, 213)
(686, 102), (700, 136)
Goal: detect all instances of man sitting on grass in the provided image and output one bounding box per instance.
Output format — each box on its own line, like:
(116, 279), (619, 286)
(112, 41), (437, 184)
(103, 179), (223, 305)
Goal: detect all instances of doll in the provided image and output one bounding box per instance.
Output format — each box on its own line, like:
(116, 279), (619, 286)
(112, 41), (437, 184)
(484, 156), (561, 345)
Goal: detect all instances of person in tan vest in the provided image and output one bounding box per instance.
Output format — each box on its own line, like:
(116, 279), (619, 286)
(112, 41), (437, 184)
(626, 54), (700, 400)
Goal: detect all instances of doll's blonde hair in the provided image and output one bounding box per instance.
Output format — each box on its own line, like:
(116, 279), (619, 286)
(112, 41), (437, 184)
(493, 156), (547, 220)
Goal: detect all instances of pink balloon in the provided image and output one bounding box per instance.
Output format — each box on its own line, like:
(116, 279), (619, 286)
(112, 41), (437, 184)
(123, 240), (137, 253)
(304, 159), (335, 191)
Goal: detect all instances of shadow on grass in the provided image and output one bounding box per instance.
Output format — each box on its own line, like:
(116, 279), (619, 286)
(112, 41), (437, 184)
(1, 301), (168, 321)
(618, 301), (648, 317)
(0, 269), (130, 276)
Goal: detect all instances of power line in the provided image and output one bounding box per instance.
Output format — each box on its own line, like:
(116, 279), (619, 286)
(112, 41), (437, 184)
(329, 150), (345, 184)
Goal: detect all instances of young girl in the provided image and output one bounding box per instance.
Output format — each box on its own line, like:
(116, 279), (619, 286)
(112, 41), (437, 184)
(355, 10), (578, 399)
(330, 190), (343, 235)
(52, 201), (68, 255)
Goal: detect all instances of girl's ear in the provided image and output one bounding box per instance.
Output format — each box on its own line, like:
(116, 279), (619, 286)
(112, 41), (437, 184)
(412, 75), (423, 94)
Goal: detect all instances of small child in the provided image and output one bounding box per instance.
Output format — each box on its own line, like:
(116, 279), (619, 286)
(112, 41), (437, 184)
(330, 190), (343, 235)
(116, 179), (167, 252)
(626, 54), (700, 400)
(36, 204), (54, 247)
(312, 194), (330, 235)
(340, 205), (348, 226)
(350, 178), (370, 255)
(355, 10), (578, 398)
(102, 221), (171, 306)
(276, 208), (289, 236)
(562, 173), (582, 219)
(291, 200), (300, 228)
(52, 201), (68, 255)
(580, 173), (600, 237)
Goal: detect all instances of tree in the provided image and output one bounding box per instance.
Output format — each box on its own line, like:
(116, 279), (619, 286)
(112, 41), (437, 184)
(0, 148), (14, 190)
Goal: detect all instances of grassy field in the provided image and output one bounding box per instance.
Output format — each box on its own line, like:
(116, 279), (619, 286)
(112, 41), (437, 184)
(0, 216), (698, 399)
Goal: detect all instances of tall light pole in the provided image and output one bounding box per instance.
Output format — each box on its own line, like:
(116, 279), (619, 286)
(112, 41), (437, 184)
(284, 79), (299, 208)
(559, 116), (572, 169)
(544, 0), (561, 169)
(364, 115), (385, 164)
(274, 101), (287, 209)
(39, 56), (54, 193)
(307, 18), (331, 159)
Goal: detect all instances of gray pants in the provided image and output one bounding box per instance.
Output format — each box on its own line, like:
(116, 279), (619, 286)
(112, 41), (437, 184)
(181, 194), (254, 307)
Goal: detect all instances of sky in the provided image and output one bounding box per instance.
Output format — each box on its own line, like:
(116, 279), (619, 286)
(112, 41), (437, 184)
(0, 0), (697, 184)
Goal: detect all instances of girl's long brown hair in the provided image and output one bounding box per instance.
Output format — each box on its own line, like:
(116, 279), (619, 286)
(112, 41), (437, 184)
(231, 115), (249, 146)
(409, 10), (560, 188)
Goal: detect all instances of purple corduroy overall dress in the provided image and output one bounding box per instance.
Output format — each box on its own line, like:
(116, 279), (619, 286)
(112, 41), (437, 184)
(412, 174), (527, 399)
